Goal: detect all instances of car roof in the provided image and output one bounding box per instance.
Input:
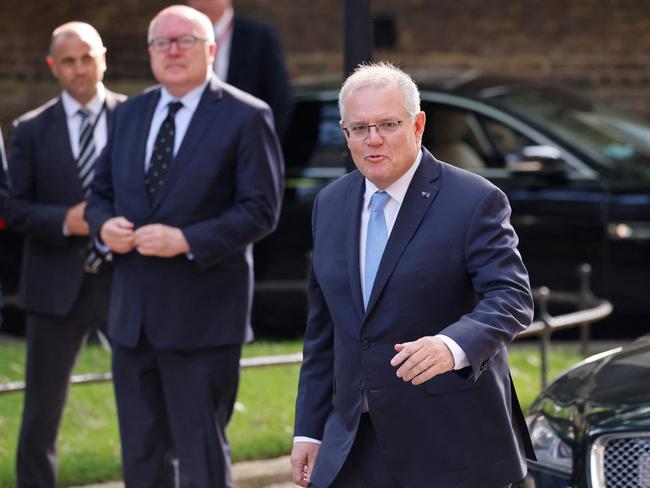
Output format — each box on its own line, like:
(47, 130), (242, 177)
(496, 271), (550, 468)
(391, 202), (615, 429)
(291, 68), (548, 101)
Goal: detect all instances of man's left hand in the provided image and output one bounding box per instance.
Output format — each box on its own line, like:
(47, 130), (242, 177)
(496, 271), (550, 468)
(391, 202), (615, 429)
(390, 336), (455, 385)
(134, 224), (190, 257)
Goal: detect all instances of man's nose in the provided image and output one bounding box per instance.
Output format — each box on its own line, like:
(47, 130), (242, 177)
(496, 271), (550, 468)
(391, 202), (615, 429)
(168, 40), (182, 55)
(365, 126), (383, 145)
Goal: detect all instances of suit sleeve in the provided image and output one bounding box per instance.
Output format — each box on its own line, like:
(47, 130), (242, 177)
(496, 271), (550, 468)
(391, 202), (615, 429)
(439, 187), (533, 380)
(294, 193), (335, 439)
(5, 120), (69, 245)
(181, 106), (284, 269)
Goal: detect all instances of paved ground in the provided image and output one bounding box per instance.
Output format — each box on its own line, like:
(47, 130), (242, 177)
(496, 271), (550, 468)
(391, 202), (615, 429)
(71, 455), (295, 488)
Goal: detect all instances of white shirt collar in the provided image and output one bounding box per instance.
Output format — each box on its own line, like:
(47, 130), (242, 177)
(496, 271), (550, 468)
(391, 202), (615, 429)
(158, 79), (209, 114)
(214, 6), (234, 37)
(363, 149), (424, 208)
(61, 83), (106, 119)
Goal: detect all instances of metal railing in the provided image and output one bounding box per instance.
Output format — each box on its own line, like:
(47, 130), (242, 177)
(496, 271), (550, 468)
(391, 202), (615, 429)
(518, 263), (612, 387)
(0, 264), (612, 394)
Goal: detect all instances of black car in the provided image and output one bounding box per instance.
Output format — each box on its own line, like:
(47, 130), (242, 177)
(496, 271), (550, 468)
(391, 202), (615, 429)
(525, 335), (650, 487)
(254, 70), (650, 336)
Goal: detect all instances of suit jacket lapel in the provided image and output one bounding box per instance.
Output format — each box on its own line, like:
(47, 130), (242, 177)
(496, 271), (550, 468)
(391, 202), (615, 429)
(104, 90), (120, 124)
(131, 91), (158, 214)
(344, 173), (366, 321)
(148, 78), (223, 215)
(50, 100), (84, 199)
(364, 150), (442, 317)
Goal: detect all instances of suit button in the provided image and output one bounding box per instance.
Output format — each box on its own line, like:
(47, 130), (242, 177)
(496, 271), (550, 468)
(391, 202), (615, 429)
(362, 339), (370, 350)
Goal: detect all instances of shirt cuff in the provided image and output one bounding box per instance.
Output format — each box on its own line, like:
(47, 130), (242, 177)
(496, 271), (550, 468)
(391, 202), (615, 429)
(95, 237), (110, 254)
(294, 436), (321, 445)
(62, 222), (70, 236)
(436, 334), (469, 370)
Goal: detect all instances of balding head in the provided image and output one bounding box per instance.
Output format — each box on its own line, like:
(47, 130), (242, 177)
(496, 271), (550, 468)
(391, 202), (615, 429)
(147, 5), (217, 98)
(50, 21), (105, 57)
(148, 5), (215, 44)
(47, 21), (107, 104)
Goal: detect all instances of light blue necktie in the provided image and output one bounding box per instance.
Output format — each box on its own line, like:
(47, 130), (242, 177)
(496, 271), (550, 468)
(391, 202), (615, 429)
(364, 191), (391, 308)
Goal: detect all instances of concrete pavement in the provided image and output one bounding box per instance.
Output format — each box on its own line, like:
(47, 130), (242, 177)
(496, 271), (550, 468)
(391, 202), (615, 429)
(72, 455), (295, 488)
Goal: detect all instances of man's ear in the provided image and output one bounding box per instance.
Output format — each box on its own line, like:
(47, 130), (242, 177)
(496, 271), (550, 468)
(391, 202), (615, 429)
(46, 56), (59, 79)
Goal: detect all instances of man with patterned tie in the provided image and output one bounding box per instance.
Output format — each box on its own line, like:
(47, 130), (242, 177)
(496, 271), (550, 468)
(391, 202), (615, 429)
(291, 63), (536, 488)
(5, 22), (125, 487)
(85, 5), (283, 487)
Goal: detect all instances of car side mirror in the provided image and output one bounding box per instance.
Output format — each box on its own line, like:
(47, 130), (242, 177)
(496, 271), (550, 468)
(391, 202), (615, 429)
(507, 145), (569, 181)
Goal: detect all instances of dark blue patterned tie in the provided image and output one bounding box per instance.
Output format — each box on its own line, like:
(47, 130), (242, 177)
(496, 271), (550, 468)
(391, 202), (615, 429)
(146, 101), (183, 201)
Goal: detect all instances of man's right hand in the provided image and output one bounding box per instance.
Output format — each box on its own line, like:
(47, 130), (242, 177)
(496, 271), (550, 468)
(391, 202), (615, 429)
(100, 217), (135, 253)
(65, 201), (89, 236)
(291, 442), (320, 487)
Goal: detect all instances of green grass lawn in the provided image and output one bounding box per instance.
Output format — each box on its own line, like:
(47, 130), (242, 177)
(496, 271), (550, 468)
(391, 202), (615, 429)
(0, 339), (582, 487)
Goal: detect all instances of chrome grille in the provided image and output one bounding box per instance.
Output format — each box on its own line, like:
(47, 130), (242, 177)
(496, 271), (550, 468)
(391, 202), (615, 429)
(591, 433), (650, 488)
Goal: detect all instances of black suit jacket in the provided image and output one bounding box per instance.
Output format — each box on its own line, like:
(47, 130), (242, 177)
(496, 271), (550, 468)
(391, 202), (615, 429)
(227, 16), (292, 137)
(295, 150), (535, 488)
(6, 90), (126, 316)
(0, 130), (8, 215)
(85, 76), (284, 350)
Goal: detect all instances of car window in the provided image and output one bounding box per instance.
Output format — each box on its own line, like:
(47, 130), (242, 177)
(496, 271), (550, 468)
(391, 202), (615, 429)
(423, 103), (537, 172)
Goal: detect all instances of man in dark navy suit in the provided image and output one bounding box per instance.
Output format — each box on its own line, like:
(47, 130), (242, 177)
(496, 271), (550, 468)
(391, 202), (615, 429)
(188, 0), (292, 137)
(6, 22), (125, 487)
(85, 5), (283, 487)
(291, 63), (535, 488)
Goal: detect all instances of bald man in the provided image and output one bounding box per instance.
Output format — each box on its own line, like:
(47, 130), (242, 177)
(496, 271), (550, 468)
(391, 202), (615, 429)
(6, 22), (125, 487)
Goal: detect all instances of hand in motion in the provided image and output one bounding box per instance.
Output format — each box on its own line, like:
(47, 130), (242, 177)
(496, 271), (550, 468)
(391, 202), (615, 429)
(65, 201), (89, 236)
(100, 217), (135, 253)
(134, 223), (190, 257)
(390, 336), (455, 385)
(291, 442), (320, 487)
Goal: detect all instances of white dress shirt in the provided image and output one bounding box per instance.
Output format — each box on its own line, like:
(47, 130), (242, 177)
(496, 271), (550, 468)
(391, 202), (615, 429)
(212, 6), (235, 80)
(61, 83), (108, 160)
(60, 84), (108, 236)
(144, 80), (208, 171)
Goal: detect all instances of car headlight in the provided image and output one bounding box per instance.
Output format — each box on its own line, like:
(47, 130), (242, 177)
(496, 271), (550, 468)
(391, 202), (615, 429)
(607, 222), (650, 241)
(527, 414), (573, 473)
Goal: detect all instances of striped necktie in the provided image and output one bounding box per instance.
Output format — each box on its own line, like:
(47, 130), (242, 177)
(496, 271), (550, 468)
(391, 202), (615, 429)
(77, 108), (96, 197)
(77, 107), (104, 273)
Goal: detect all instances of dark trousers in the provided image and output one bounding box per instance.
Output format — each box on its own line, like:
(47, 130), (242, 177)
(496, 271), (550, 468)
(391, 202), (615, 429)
(330, 414), (513, 488)
(330, 414), (402, 488)
(112, 336), (241, 488)
(16, 272), (110, 488)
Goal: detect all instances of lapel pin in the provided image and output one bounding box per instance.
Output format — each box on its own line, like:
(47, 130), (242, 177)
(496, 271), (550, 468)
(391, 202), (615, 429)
(420, 191), (430, 198)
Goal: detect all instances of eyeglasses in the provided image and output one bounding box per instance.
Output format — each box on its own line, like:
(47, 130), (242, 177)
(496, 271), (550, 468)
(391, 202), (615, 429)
(149, 34), (208, 52)
(342, 120), (404, 140)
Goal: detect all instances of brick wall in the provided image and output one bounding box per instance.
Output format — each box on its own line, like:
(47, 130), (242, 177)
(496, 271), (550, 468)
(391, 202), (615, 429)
(2, 0), (650, 134)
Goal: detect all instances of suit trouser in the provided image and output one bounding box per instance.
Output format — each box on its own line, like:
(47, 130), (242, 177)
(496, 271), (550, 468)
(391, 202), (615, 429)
(112, 336), (241, 488)
(330, 414), (514, 488)
(16, 271), (111, 488)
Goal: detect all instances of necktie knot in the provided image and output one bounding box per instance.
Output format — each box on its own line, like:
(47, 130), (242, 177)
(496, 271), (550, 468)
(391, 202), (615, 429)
(78, 107), (92, 120)
(167, 101), (183, 118)
(370, 191), (390, 213)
